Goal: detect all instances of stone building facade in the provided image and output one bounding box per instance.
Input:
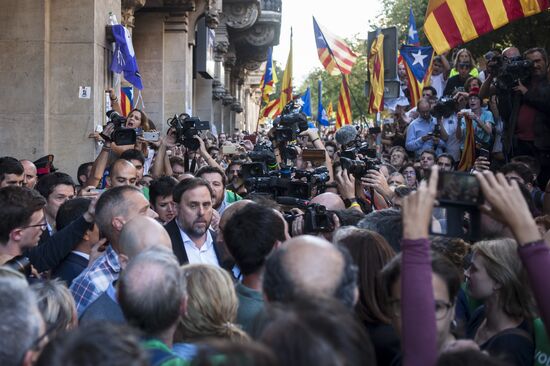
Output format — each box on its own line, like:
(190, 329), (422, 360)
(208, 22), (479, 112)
(0, 0), (281, 178)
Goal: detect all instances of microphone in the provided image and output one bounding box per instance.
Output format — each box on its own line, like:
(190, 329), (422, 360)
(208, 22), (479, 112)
(335, 125), (357, 146)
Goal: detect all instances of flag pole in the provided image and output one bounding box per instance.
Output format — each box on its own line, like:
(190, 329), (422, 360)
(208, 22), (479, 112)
(313, 16), (367, 124)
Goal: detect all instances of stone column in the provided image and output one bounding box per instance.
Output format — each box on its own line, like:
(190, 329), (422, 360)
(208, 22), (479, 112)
(0, 0), (121, 179)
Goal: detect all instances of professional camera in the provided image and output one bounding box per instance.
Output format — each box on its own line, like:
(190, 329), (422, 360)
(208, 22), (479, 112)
(340, 157), (381, 178)
(103, 110), (137, 146)
(167, 114), (211, 150)
(293, 166), (330, 186)
(303, 203), (335, 234)
(341, 141), (374, 160)
(273, 100), (309, 143)
(248, 144), (277, 165)
(432, 97), (457, 119)
(4, 255), (31, 277)
(490, 55), (533, 90)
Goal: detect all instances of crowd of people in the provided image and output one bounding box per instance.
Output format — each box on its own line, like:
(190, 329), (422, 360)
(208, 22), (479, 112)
(1, 45), (550, 366)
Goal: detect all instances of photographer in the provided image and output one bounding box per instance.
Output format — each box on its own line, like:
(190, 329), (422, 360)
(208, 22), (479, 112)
(405, 99), (447, 157)
(481, 47), (550, 187)
(456, 87), (494, 153)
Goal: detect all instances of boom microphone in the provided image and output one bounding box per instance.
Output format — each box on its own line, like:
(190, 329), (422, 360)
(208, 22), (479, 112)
(335, 125), (357, 146)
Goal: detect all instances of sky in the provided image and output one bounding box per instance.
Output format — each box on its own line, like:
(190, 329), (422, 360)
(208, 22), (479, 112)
(272, 0), (383, 86)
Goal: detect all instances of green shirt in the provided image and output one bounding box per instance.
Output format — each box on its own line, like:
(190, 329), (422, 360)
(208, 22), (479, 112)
(235, 282), (264, 335)
(142, 338), (188, 366)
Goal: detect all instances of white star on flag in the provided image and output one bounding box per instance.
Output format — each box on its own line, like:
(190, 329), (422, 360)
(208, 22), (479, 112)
(412, 50), (428, 67)
(408, 26), (417, 40)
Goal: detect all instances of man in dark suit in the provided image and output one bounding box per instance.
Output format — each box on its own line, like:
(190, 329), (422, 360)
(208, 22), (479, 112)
(165, 177), (231, 269)
(51, 198), (100, 286)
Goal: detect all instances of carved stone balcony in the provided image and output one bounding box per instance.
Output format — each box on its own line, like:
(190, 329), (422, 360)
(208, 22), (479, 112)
(224, 0), (282, 73)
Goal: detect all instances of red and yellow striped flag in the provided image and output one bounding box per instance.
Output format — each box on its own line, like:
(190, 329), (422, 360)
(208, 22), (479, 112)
(327, 101), (334, 119)
(425, 0), (550, 55)
(279, 36), (293, 112)
(261, 98), (281, 119)
(458, 117), (476, 171)
(368, 32), (384, 114)
(336, 75), (352, 129)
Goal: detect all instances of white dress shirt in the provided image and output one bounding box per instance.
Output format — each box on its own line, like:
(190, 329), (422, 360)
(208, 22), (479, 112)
(177, 223), (220, 267)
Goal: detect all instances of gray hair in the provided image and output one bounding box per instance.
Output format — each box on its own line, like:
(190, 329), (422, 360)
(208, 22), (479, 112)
(0, 278), (43, 366)
(118, 248), (186, 336)
(31, 279), (76, 335)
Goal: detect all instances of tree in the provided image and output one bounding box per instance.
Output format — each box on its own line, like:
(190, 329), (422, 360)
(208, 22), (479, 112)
(375, 0), (550, 60)
(298, 38), (370, 123)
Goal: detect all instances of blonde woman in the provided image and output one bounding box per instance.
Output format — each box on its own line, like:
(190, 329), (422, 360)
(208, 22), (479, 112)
(173, 264), (248, 360)
(465, 238), (536, 366)
(31, 279), (78, 336)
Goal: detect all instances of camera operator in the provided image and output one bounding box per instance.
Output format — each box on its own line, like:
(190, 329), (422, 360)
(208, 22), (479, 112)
(405, 99), (447, 158)
(456, 87), (494, 153)
(481, 47), (550, 187)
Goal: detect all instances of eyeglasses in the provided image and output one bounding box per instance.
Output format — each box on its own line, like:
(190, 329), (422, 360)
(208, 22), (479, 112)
(20, 221), (48, 231)
(458, 63), (471, 69)
(389, 299), (453, 320)
(403, 170), (416, 176)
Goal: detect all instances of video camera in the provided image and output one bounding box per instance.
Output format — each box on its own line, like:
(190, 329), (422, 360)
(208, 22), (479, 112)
(167, 114), (211, 150)
(432, 97), (457, 119)
(103, 110), (137, 146)
(281, 201), (335, 234)
(489, 55), (533, 90)
(340, 156), (381, 178)
(273, 100), (309, 143)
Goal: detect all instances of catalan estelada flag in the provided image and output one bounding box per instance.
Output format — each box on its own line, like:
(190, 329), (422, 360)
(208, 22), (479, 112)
(120, 86), (134, 116)
(336, 75), (352, 129)
(261, 98), (280, 119)
(327, 101), (334, 120)
(313, 16), (357, 75)
(400, 45), (434, 107)
(424, 0), (550, 55)
(279, 33), (293, 112)
(259, 47), (278, 103)
(458, 116), (476, 171)
(368, 32), (384, 114)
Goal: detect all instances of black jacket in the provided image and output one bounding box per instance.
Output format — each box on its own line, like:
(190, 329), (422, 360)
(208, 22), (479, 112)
(164, 218), (233, 271)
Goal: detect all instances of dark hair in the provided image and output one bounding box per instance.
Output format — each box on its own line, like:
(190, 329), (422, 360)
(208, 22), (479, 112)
(56, 198), (91, 231)
(120, 149), (145, 166)
(422, 86), (437, 96)
(430, 236), (471, 273)
(437, 153), (455, 166)
(223, 204), (286, 275)
(357, 209), (403, 253)
(195, 165), (227, 187)
(95, 186), (141, 241)
(207, 146), (220, 155)
(149, 176), (177, 206)
(246, 193), (282, 211)
(258, 298), (376, 366)
(437, 349), (507, 366)
(0, 156), (24, 183)
(0, 187), (46, 244)
(169, 156), (185, 168)
(336, 229), (396, 324)
(499, 162), (535, 185)
(381, 251), (461, 304)
(511, 155), (541, 177)
(333, 208), (365, 226)
(172, 177), (213, 204)
(524, 47), (548, 65)
(36, 322), (148, 366)
(324, 141), (337, 151)
(35, 172), (76, 199)
(420, 149), (436, 160)
(263, 245), (358, 309)
(76, 162), (93, 186)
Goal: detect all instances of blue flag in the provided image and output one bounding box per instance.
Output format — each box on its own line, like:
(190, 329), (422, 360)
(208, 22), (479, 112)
(301, 87), (312, 117)
(407, 8), (420, 46)
(111, 25), (143, 90)
(317, 79), (329, 126)
(400, 45), (434, 82)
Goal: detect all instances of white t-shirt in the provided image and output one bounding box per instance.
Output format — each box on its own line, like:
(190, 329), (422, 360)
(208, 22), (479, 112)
(430, 73), (447, 98)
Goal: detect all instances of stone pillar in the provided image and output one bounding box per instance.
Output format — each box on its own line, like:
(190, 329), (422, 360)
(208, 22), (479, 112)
(0, 0), (121, 179)
(163, 12), (189, 130)
(133, 12), (165, 129)
(194, 76), (213, 123)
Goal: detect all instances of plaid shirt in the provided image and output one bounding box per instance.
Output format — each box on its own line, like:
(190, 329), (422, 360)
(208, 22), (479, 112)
(70, 245), (121, 316)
